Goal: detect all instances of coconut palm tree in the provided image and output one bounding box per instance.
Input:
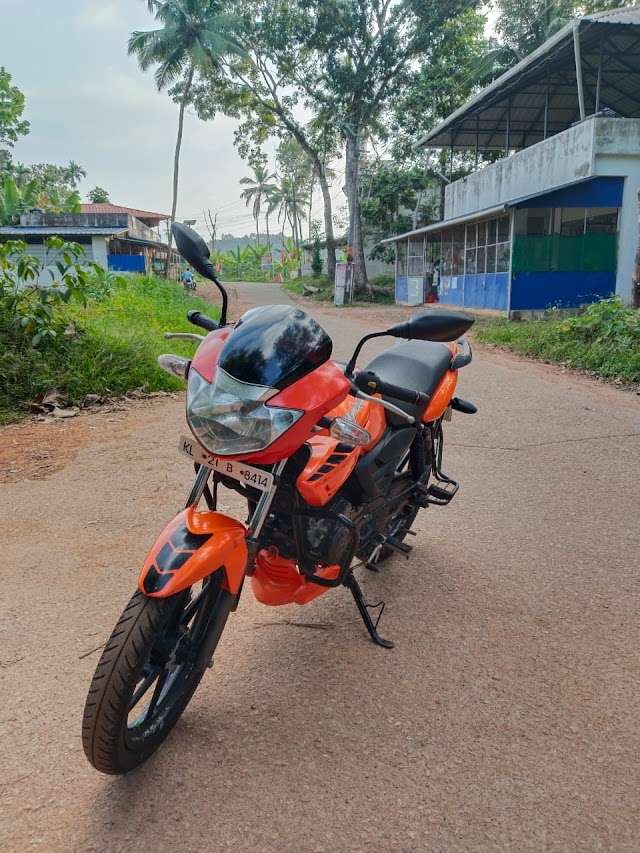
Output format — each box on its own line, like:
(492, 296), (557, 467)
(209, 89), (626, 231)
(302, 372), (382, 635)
(128, 0), (243, 273)
(268, 176), (308, 278)
(239, 164), (276, 252)
(64, 160), (87, 189)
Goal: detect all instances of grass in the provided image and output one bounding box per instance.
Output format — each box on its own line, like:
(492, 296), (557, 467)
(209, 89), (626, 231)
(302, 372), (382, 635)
(474, 298), (640, 384)
(0, 274), (219, 423)
(282, 274), (395, 305)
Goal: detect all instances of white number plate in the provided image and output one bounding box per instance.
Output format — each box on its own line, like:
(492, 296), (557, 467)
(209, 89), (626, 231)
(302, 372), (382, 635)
(178, 435), (274, 492)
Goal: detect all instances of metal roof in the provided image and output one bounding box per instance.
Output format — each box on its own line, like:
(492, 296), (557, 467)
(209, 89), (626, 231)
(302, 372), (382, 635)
(81, 204), (169, 223)
(0, 226), (128, 237)
(415, 7), (640, 151)
(381, 204), (509, 244)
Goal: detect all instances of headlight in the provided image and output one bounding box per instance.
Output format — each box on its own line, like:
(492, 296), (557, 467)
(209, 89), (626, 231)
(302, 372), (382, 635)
(186, 367), (303, 456)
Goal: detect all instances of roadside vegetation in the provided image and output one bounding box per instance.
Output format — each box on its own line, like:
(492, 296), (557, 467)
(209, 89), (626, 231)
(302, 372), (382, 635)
(0, 240), (217, 423)
(475, 298), (640, 384)
(282, 274), (395, 305)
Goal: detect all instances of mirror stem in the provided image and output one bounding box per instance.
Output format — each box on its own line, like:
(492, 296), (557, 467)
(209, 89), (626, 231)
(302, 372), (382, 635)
(344, 331), (388, 376)
(212, 274), (228, 326)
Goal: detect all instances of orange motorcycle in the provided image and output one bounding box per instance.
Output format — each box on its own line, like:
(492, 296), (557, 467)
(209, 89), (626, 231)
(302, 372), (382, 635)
(82, 224), (476, 774)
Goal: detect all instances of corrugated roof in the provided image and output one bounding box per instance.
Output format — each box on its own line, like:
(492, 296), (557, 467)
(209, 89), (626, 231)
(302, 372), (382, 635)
(0, 226), (128, 237)
(415, 7), (640, 151)
(81, 204), (169, 221)
(381, 204), (509, 244)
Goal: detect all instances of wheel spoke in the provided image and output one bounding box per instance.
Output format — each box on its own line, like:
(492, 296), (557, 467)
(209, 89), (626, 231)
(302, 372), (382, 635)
(128, 666), (161, 712)
(144, 669), (170, 721)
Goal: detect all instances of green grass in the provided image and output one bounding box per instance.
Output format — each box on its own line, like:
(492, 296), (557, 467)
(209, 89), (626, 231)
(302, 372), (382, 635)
(0, 274), (219, 423)
(474, 298), (640, 384)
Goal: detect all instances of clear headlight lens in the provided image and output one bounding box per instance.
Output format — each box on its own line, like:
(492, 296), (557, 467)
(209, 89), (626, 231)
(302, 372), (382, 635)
(186, 367), (303, 456)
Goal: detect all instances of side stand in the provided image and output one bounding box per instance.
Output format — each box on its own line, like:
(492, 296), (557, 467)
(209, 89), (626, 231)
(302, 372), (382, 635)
(345, 572), (394, 649)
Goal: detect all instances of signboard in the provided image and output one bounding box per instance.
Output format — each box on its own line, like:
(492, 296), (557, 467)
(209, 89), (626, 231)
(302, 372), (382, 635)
(261, 251), (274, 272)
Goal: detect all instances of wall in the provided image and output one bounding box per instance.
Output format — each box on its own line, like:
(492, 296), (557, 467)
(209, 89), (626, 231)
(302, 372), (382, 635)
(445, 120), (597, 220)
(592, 120), (640, 305)
(91, 236), (108, 269)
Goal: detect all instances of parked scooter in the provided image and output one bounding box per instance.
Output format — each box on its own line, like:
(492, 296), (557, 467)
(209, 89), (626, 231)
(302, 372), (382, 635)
(82, 223), (476, 774)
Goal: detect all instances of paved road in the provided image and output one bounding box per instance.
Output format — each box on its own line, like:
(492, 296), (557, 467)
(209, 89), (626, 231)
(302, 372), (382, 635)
(1, 282), (639, 852)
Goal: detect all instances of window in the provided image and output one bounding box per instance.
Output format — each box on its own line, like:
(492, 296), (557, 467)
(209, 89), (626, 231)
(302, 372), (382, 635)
(560, 208), (586, 237)
(486, 244), (497, 274)
(396, 242), (407, 276)
(586, 208), (618, 234)
(407, 237), (424, 276)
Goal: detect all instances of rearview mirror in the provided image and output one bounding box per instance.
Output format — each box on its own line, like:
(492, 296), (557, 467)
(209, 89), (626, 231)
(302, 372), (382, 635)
(172, 222), (214, 278)
(172, 222), (229, 326)
(386, 309), (473, 342)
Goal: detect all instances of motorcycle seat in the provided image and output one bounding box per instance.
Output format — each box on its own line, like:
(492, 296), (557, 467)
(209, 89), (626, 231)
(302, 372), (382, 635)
(364, 340), (453, 424)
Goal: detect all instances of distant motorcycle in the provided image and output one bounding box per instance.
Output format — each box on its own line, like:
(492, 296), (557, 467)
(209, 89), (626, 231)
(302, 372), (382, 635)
(82, 223), (476, 774)
(182, 269), (196, 291)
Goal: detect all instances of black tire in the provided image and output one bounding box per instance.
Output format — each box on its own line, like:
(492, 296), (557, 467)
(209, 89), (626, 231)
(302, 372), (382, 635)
(82, 573), (231, 775)
(377, 429), (432, 563)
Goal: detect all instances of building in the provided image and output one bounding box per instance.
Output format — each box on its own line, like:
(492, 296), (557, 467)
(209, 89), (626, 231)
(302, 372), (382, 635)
(0, 203), (180, 280)
(385, 8), (640, 312)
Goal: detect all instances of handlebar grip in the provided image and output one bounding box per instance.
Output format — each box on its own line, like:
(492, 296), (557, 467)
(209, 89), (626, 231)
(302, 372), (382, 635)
(354, 370), (429, 408)
(187, 310), (218, 332)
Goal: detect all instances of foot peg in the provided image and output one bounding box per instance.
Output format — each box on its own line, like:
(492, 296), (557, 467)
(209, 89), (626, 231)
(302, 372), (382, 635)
(426, 479), (459, 504)
(414, 477), (459, 506)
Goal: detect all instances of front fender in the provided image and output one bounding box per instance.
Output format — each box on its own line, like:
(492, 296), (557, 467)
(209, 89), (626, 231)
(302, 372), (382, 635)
(138, 507), (248, 598)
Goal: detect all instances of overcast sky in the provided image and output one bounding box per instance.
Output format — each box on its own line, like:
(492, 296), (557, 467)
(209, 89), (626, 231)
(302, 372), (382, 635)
(0, 0), (340, 238)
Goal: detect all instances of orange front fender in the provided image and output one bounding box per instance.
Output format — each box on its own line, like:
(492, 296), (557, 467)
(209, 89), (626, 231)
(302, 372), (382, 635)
(138, 506), (248, 598)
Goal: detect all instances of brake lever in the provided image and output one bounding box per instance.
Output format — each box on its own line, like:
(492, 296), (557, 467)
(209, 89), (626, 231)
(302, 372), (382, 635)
(164, 332), (205, 342)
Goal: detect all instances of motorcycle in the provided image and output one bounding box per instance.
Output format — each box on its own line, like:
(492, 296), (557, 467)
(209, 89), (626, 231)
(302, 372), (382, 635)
(82, 223), (476, 775)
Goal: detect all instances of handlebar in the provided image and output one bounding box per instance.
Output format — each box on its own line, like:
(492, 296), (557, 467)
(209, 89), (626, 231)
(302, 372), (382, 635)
(353, 370), (429, 408)
(187, 310), (218, 332)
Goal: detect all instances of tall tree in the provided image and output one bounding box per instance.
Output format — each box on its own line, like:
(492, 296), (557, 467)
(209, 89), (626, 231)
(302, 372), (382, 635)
(0, 67), (30, 176)
(88, 186), (111, 204)
(128, 0), (243, 272)
(64, 160), (87, 189)
(239, 162), (276, 249)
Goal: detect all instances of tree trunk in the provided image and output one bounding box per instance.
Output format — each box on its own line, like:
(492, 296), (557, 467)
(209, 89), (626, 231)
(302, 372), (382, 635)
(316, 167), (336, 282)
(345, 129), (369, 297)
(292, 184), (301, 278)
(166, 65), (195, 278)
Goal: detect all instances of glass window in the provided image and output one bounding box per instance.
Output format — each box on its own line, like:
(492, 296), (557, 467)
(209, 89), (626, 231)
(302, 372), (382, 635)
(496, 242), (510, 272)
(465, 248), (477, 274)
(486, 244), (496, 274)
(487, 219), (497, 245)
(466, 222), (477, 248)
(452, 228), (465, 275)
(396, 242), (407, 277)
(478, 220), (487, 246)
(407, 236), (424, 276)
(560, 208), (586, 236)
(586, 208), (618, 234)
(477, 246), (486, 274)
(441, 230), (453, 274)
(514, 209), (528, 235)
(498, 215), (510, 242)
(527, 209), (552, 236)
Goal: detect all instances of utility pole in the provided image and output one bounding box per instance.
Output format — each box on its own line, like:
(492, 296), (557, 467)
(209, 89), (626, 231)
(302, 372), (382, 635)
(344, 122), (360, 304)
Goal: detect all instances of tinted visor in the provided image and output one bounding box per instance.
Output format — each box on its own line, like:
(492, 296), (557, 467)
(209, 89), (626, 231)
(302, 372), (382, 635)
(218, 305), (332, 390)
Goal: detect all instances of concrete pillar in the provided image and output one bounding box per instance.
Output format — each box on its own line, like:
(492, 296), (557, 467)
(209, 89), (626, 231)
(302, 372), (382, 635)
(91, 236), (109, 270)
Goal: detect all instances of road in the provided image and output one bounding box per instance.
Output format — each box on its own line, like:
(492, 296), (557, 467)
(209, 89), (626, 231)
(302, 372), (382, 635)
(1, 282), (639, 852)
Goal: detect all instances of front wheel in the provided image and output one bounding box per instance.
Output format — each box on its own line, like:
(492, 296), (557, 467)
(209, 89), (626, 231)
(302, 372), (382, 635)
(82, 572), (231, 774)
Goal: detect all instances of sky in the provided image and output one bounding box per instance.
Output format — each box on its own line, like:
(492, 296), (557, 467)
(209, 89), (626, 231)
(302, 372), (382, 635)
(0, 0), (340, 238)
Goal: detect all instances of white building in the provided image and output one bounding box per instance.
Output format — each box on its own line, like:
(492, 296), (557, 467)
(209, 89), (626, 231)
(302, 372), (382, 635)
(386, 8), (640, 312)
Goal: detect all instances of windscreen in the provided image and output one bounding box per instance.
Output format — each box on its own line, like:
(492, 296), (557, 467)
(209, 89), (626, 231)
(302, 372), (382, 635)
(218, 305), (332, 390)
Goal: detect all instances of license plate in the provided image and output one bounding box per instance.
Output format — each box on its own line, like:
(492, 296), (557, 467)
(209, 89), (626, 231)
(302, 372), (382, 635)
(178, 435), (274, 492)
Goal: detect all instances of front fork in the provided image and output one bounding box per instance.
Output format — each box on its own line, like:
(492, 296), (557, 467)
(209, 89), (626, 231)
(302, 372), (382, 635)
(186, 458), (288, 575)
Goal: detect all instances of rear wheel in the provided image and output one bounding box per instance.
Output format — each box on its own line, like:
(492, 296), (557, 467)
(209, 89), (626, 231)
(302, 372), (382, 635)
(377, 428), (433, 563)
(82, 572), (231, 775)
